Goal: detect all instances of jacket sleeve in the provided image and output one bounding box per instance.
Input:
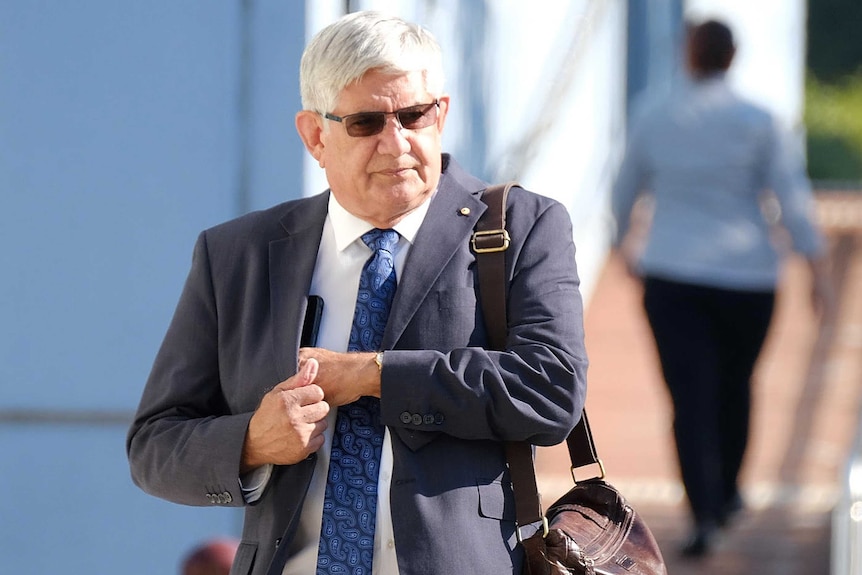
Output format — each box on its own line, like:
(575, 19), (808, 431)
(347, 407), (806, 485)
(611, 112), (650, 247)
(126, 230), (251, 507)
(380, 191), (589, 447)
(762, 121), (825, 257)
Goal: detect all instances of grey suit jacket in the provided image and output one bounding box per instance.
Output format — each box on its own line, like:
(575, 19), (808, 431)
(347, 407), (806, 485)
(127, 155), (588, 575)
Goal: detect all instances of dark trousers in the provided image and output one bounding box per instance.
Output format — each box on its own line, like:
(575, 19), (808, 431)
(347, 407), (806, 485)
(643, 276), (775, 526)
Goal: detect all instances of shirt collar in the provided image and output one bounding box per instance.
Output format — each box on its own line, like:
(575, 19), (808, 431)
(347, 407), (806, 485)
(327, 190), (435, 252)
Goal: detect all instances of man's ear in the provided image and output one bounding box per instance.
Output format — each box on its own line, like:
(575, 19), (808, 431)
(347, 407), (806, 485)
(296, 111), (325, 167)
(435, 95), (451, 133)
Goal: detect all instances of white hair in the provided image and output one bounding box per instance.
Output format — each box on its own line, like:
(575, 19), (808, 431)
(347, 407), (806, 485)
(299, 10), (445, 114)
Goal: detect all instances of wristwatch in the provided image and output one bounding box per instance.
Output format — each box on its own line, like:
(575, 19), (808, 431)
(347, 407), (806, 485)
(374, 351), (384, 372)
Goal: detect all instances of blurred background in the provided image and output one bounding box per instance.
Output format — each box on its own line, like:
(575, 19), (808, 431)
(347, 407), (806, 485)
(2, 0), (860, 573)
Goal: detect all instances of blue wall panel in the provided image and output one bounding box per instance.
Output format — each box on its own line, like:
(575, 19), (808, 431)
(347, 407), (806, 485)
(2, 2), (241, 409)
(1, 1), (305, 572)
(0, 426), (241, 574)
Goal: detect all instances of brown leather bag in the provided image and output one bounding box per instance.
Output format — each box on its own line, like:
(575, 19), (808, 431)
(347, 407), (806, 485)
(475, 183), (668, 575)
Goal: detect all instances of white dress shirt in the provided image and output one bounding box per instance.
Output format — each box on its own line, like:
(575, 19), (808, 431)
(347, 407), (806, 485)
(241, 191), (431, 575)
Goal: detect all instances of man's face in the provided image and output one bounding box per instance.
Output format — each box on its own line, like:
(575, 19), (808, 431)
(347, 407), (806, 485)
(296, 69), (450, 228)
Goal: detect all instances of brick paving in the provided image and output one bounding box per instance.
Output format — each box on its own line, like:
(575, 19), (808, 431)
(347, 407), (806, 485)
(534, 192), (862, 574)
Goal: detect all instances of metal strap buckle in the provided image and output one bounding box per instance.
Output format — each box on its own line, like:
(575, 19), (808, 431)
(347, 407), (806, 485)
(471, 229), (511, 253)
(571, 458), (606, 484)
(515, 515), (549, 544)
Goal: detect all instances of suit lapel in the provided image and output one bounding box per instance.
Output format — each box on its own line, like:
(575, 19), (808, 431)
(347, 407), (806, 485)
(383, 175), (486, 349)
(269, 193), (329, 380)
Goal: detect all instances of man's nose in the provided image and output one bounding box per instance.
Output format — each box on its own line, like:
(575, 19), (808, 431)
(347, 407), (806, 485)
(376, 116), (411, 154)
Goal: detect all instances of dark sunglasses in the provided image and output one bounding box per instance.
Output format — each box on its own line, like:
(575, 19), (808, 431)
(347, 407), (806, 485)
(324, 100), (439, 137)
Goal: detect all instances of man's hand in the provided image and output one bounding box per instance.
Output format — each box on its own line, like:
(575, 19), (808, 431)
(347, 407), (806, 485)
(241, 359), (329, 473)
(297, 348), (381, 407)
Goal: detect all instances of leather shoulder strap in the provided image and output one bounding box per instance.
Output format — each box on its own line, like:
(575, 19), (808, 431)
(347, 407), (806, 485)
(474, 182), (603, 530)
(475, 183), (543, 527)
(475, 183), (545, 528)
(475, 183), (513, 351)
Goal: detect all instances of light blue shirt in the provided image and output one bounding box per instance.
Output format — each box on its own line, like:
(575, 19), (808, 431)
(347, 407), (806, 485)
(611, 73), (824, 290)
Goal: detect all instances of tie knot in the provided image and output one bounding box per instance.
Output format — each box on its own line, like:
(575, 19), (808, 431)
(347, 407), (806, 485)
(362, 228), (399, 253)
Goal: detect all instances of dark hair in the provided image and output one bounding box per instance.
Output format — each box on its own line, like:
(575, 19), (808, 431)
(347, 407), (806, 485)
(686, 20), (735, 74)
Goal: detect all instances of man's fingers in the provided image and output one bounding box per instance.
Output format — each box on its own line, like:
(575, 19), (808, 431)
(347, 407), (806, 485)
(293, 385), (327, 409)
(273, 358), (320, 392)
(299, 357), (319, 384)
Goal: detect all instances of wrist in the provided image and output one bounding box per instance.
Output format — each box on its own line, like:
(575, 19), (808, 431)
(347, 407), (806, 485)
(362, 351), (382, 398)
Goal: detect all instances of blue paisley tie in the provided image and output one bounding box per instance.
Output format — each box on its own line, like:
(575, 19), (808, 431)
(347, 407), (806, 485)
(317, 228), (399, 575)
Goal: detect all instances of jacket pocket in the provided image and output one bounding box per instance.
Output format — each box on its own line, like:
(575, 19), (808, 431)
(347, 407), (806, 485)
(476, 477), (516, 521)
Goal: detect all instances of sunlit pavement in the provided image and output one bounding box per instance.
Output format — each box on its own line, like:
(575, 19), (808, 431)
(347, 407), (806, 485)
(534, 191), (862, 574)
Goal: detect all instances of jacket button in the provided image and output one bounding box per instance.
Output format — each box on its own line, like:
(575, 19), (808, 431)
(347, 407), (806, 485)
(411, 414), (422, 426)
(400, 411), (412, 424)
(423, 414), (435, 425)
(434, 413), (445, 425)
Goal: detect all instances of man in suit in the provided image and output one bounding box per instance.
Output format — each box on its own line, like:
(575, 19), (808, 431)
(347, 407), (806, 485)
(127, 11), (587, 575)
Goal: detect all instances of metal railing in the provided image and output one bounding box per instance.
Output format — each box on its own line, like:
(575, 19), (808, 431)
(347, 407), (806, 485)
(832, 409), (862, 574)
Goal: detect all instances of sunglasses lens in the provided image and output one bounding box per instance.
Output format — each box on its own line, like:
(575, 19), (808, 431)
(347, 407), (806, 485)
(339, 102), (438, 137)
(398, 105), (436, 129)
(344, 113), (386, 137)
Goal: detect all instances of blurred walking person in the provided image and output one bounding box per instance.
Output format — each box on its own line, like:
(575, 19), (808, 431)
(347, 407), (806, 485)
(611, 19), (833, 558)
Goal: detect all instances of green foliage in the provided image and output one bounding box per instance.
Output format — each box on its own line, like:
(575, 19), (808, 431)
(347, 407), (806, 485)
(806, 0), (862, 182)
(804, 74), (862, 182)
